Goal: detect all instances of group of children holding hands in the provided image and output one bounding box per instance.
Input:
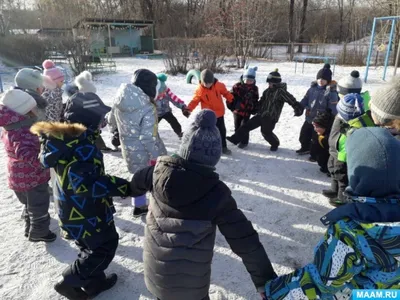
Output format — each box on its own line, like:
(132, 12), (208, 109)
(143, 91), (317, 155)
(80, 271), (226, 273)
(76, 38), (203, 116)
(1, 59), (400, 300)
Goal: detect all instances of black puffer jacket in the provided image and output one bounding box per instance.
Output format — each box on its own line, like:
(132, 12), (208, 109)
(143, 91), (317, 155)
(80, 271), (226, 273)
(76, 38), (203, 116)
(130, 155), (275, 300)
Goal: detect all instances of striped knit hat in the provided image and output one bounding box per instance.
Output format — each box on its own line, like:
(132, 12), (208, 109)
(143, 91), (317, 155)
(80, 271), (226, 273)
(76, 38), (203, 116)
(267, 69), (281, 84)
(337, 93), (365, 122)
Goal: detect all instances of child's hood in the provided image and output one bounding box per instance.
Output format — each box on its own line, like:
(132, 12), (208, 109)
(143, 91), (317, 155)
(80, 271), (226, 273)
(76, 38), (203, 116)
(0, 105), (30, 128)
(115, 83), (153, 112)
(31, 121), (86, 139)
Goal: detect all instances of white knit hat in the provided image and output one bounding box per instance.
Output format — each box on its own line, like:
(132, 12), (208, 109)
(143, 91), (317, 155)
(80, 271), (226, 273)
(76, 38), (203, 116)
(337, 70), (363, 95)
(1, 89), (37, 115)
(74, 71), (97, 93)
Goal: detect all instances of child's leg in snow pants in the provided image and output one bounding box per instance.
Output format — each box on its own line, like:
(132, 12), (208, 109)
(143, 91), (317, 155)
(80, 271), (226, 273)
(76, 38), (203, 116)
(14, 182), (51, 238)
(61, 226), (119, 289)
(159, 111), (183, 136)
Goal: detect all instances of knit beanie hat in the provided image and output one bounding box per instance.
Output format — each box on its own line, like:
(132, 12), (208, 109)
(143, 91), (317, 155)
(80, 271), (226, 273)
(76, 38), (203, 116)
(64, 92), (111, 129)
(200, 69), (214, 84)
(312, 111), (332, 129)
(316, 63), (332, 82)
(243, 66), (258, 81)
(266, 68), (281, 84)
(14, 68), (45, 91)
(132, 69), (158, 98)
(178, 109), (222, 167)
(65, 84), (79, 97)
(42, 60), (65, 84)
(346, 127), (400, 198)
(337, 70), (362, 95)
(75, 71), (96, 94)
(337, 93), (365, 122)
(0, 89), (37, 115)
(157, 73), (168, 93)
(370, 76), (400, 125)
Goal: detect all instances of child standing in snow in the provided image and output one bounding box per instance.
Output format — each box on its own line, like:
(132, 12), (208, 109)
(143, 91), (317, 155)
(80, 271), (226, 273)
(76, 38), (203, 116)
(156, 73), (189, 138)
(42, 60), (65, 122)
(310, 111), (333, 174)
(323, 71), (374, 206)
(186, 69), (234, 155)
(297, 64), (339, 156)
(31, 92), (130, 300)
(264, 127), (400, 299)
(14, 68), (50, 121)
(130, 109), (276, 300)
(108, 69), (167, 218)
(227, 69), (303, 151)
(228, 66), (259, 148)
(0, 89), (55, 242)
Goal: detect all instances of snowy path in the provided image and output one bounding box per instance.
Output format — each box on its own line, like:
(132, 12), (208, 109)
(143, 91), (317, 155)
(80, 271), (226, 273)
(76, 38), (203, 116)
(0, 58), (384, 299)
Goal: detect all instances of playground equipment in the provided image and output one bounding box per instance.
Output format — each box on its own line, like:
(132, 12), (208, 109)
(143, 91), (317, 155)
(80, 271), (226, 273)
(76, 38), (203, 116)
(365, 16), (400, 83)
(294, 56), (336, 75)
(186, 69), (200, 84)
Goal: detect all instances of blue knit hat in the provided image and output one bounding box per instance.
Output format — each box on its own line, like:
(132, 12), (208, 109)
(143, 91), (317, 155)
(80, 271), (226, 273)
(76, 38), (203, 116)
(243, 66), (258, 81)
(178, 109), (222, 167)
(346, 127), (400, 198)
(157, 73), (168, 93)
(337, 93), (365, 122)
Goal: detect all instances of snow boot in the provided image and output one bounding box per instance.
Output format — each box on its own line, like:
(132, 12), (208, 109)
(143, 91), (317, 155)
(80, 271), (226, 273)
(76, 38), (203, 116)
(178, 132), (183, 140)
(222, 147), (232, 155)
(54, 279), (88, 300)
(24, 213), (30, 238)
(226, 136), (238, 146)
(238, 143), (248, 149)
(84, 273), (118, 299)
(329, 198), (347, 207)
(133, 206), (148, 218)
(322, 189), (338, 199)
(29, 231), (57, 243)
(270, 146), (278, 152)
(296, 148), (310, 155)
(309, 157), (317, 162)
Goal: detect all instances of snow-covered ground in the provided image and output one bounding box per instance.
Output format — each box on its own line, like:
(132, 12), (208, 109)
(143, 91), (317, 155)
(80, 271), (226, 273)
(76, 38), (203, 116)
(0, 58), (388, 300)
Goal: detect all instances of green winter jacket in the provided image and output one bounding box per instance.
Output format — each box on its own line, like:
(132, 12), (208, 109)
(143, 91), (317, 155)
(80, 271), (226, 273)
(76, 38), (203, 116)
(337, 111), (375, 162)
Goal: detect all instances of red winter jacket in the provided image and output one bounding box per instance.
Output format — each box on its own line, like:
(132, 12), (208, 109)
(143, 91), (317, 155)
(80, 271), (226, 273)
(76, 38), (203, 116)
(0, 105), (50, 192)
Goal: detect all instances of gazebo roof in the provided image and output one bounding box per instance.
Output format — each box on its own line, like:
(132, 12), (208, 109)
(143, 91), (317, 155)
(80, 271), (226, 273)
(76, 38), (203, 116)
(73, 18), (154, 29)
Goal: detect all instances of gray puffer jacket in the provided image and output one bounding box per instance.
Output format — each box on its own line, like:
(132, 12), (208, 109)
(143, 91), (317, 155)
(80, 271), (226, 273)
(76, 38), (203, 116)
(108, 84), (167, 174)
(130, 156), (276, 300)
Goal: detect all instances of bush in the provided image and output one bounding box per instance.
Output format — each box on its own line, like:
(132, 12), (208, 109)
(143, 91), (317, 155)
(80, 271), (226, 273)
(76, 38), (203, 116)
(337, 43), (367, 66)
(157, 37), (233, 75)
(0, 35), (48, 66)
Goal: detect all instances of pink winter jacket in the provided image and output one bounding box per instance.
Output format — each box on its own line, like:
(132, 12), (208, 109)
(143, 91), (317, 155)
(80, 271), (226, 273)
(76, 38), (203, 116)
(0, 105), (50, 192)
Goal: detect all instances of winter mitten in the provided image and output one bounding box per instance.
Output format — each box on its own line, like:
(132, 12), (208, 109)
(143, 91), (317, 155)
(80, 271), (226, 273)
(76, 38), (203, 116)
(148, 159), (157, 166)
(293, 103), (304, 117)
(132, 194), (147, 207)
(182, 108), (191, 118)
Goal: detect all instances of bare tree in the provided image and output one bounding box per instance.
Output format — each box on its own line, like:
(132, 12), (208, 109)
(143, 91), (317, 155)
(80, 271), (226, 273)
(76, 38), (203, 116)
(297, 0), (308, 53)
(287, 0), (295, 56)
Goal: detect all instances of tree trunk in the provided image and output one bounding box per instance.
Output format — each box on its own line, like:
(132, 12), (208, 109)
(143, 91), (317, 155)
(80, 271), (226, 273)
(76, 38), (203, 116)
(297, 0), (308, 53)
(337, 0), (344, 42)
(287, 0), (295, 55)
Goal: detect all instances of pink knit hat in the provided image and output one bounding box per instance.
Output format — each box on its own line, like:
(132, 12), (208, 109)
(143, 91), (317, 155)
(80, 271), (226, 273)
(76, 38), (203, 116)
(42, 60), (65, 84)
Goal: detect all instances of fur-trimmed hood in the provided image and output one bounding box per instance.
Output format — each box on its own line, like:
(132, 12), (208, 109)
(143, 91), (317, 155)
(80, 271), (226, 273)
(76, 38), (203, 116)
(31, 121), (86, 138)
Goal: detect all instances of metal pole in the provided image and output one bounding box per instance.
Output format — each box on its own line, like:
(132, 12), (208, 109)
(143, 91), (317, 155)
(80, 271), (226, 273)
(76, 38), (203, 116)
(394, 36), (400, 76)
(129, 25), (133, 56)
(0, 74), (3, 93)
(365, 18), (377, 83)
(108, 24), (112, 49)
(383, 19), (396, 81)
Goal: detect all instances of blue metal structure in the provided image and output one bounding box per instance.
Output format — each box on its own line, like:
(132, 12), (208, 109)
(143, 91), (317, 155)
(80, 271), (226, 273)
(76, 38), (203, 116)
(365, 16), (400, 83)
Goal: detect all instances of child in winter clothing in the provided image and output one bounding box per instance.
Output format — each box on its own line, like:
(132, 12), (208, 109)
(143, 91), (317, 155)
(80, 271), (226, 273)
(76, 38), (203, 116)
(187, 69), (234, 155)
(227, 69), (303, 151)
(228, 66), (259, 148)
(310, 111), (333, 174)
(108, 69), (167, 218)
(156, 73), (189, 138)
(14, 68), (50, 121)
(0, 89), (55, 242)
(323, 71), (374, 206)
(31, 90), (130, 300)
(297, 63), (339, 156)
(130, 109), (277, 300)
(264, 127), (400, 299)
(42, 60), (65, 122)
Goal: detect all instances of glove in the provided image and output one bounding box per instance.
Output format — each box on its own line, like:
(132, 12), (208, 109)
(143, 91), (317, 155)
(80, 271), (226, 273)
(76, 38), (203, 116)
(182, 108), (191, 118)
(293, 102), (304, 117)
(148, 159), (157, 166)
